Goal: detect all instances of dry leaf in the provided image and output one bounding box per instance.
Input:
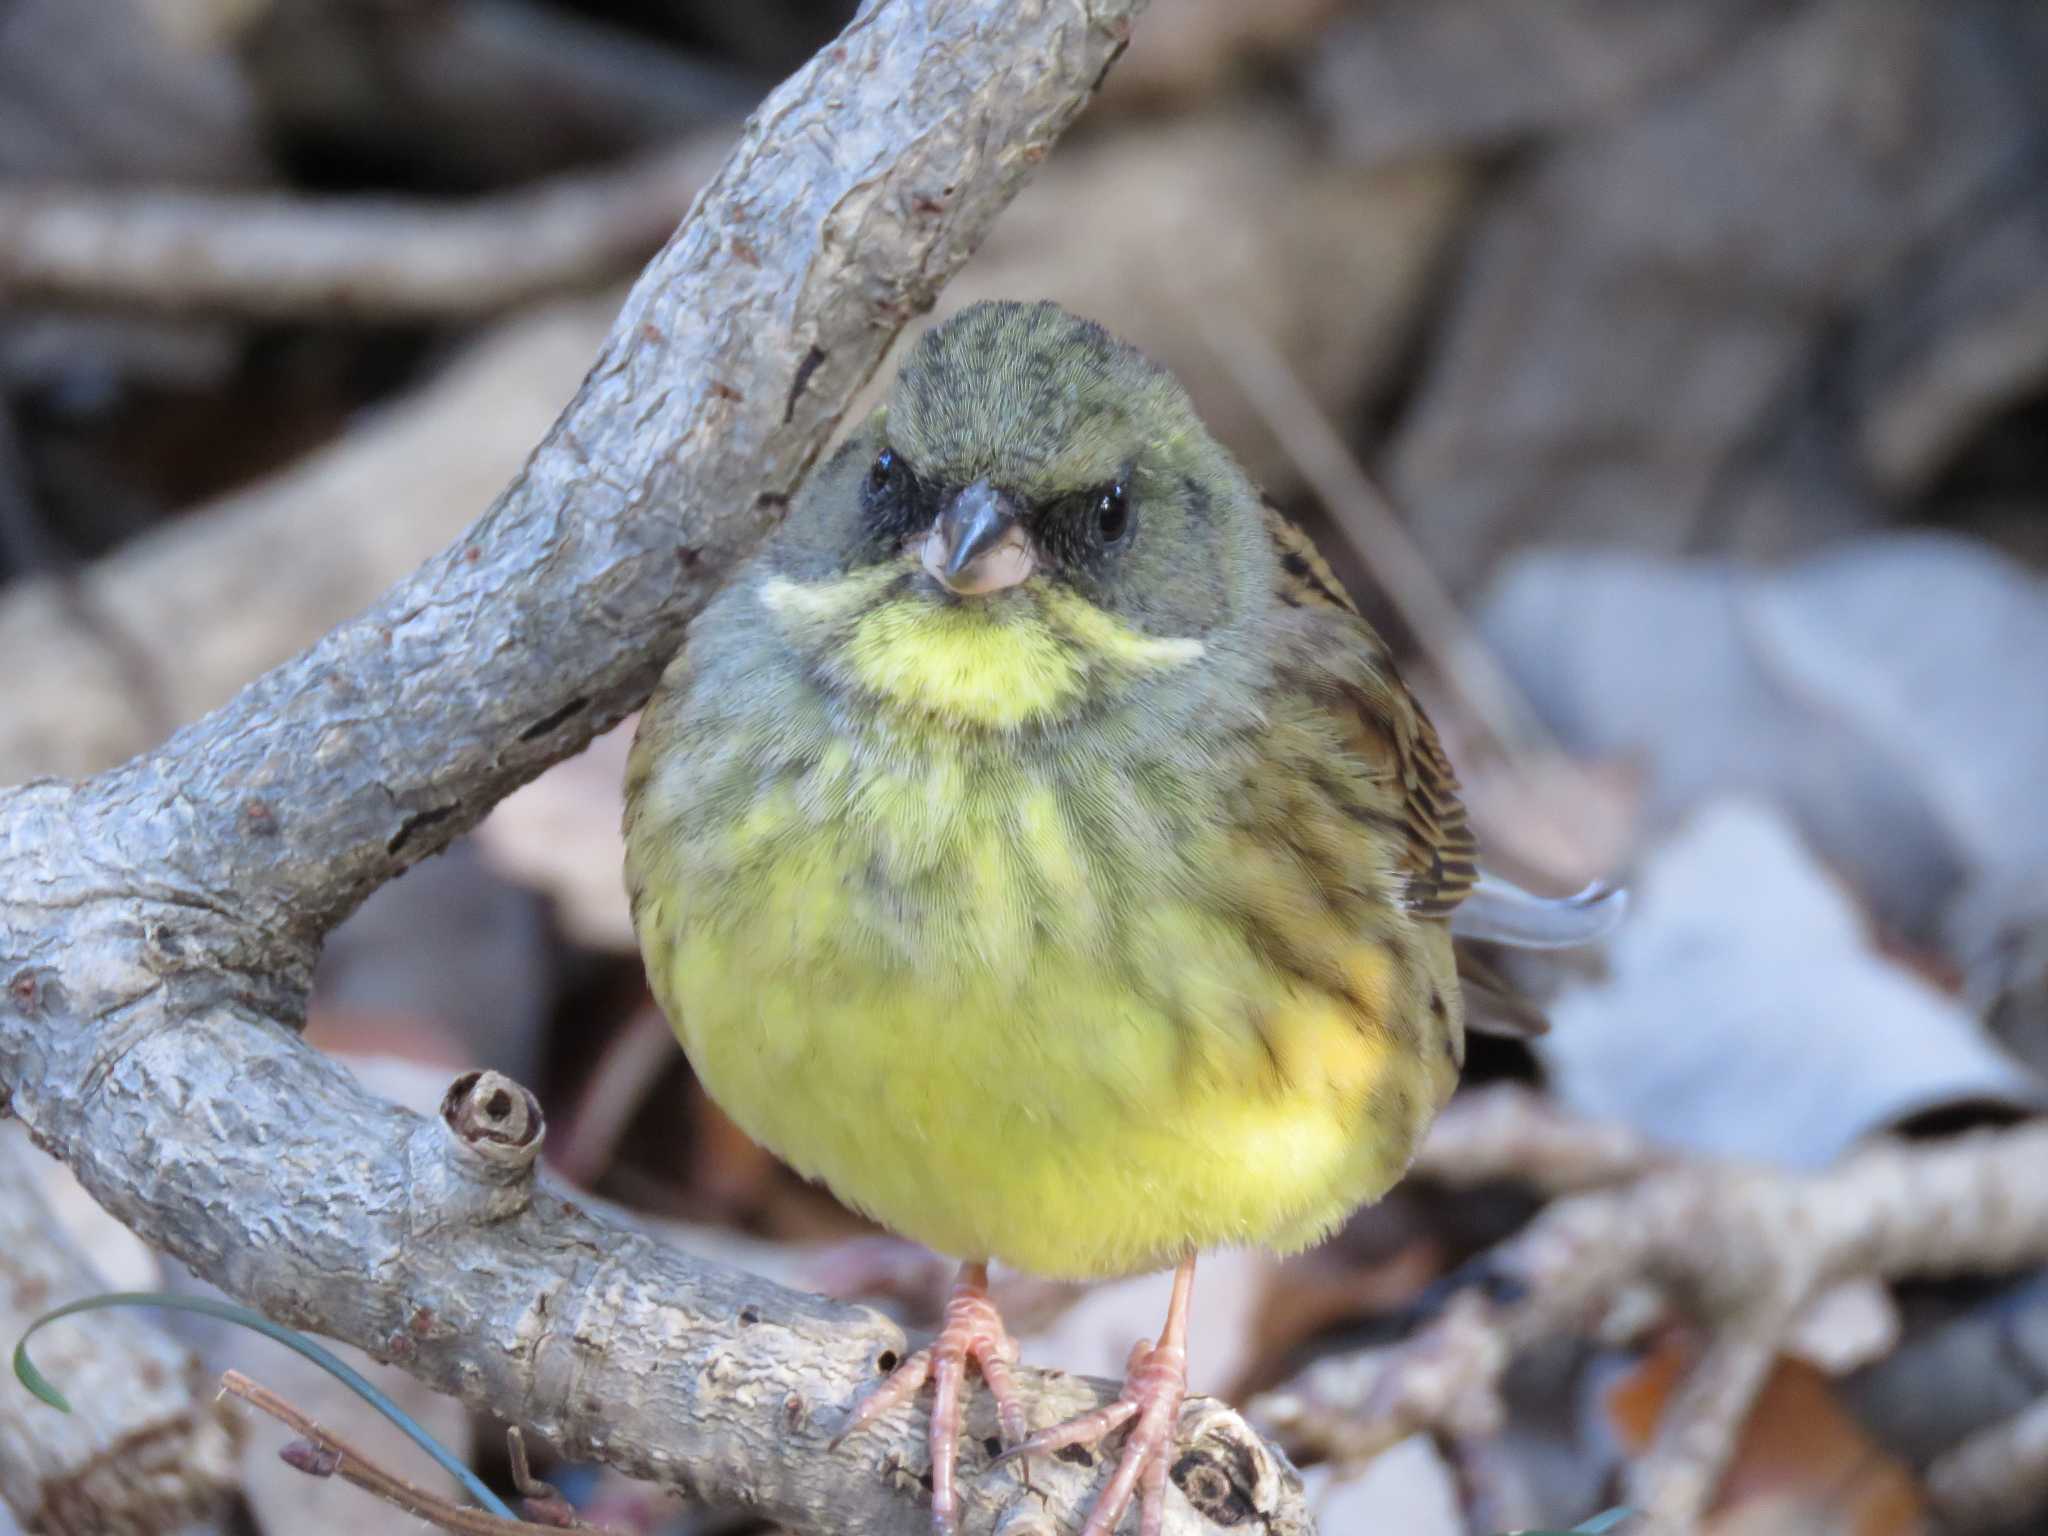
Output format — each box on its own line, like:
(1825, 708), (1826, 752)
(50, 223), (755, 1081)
(1390, 2), (2046, 593)
(1539, 799), (2039, 1165)
(1609, 1339), (1927, 1536)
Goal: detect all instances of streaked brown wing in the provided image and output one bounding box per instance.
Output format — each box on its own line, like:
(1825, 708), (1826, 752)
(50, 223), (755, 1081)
(1263, 503), (1479, 920)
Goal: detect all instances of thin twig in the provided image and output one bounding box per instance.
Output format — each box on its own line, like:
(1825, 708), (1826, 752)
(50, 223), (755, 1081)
(506, 1426), (582, 1529)
(1185, 301), (1552, 759)
(220, 1370), (572, 1536)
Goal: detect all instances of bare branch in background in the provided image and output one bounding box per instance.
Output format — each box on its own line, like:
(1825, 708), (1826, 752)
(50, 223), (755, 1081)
(0, 3), (1309, 1531)
(1254, 1119), (2048, 1529)
(1927, 1393), (2048, 1535)
(0, 294), (616, 784)
(0, 139), (727, 319)
(1408, 1083), (1671, 1196)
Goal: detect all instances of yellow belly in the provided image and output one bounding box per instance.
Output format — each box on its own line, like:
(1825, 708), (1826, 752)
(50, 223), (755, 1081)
(626, 578), (1460, 1278)
(638, 832), (1452, 1279)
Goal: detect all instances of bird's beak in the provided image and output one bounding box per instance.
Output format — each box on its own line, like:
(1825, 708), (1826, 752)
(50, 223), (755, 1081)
(921, 479), (1036, 595)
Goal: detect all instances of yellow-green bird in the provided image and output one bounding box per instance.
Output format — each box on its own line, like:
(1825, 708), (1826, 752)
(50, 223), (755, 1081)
(624, 301), (1618, 1535)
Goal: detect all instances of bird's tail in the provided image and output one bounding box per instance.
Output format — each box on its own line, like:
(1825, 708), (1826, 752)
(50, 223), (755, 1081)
(1451, 874), (1629, 951)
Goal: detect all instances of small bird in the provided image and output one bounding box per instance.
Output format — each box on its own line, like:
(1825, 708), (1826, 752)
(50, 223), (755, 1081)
(624, 301), (1618, 1534)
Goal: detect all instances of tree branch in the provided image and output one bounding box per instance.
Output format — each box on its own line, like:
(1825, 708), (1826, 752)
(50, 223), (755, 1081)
(0, 2), (1308, 1532)
(0, 139), (728, 320)
(1407, 1083), (1671, 1196)
(219, 1370), (557, 1535)
(1253, 1120), (2048, 1529)
(1926, 1392), (2048, 1535)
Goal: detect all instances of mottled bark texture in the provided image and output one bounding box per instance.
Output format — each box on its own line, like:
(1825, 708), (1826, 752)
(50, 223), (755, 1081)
(0, 2), (1309, 1532)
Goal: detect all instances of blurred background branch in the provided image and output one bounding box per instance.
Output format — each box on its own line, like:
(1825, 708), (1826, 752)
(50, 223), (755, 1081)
(1257, 1118), (2048, 1528)
(0, 139), (727, 319)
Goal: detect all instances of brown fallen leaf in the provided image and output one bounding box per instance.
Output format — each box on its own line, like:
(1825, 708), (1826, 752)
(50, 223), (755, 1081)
(1609, 1334), (1929, 1536)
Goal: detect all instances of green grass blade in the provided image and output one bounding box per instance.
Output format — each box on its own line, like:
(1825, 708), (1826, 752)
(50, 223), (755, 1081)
(1507, 1511), (1636, 1535)
(1571, 1512), (1634, 1533)
(13, 1290), (518, 1520)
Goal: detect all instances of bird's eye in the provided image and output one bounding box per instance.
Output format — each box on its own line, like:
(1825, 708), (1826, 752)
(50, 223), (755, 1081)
(1095, 482), (1130, 544)
(869, 448), (897, 492)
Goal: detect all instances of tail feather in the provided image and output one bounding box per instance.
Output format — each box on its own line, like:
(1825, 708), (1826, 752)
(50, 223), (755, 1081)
(1451, 874), (1629, 951)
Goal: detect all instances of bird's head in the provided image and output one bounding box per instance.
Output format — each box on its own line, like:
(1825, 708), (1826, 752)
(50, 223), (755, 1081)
(752, 301), (1272, 732)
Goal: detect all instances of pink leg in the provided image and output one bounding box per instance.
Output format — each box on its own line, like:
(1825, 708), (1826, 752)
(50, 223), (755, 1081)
(996, 1255), (1195, 1536)
(833, 1261), (1027, 1533)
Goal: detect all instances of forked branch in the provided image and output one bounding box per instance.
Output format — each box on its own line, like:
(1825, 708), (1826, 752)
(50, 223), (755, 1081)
(0, 3), (1308, 1532)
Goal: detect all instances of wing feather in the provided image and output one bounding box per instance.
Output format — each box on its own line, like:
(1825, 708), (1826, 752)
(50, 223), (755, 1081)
(1261, 504), (1478, 920)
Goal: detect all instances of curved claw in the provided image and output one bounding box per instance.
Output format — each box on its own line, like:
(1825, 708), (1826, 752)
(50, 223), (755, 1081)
(829, 1262), (1025, 1534)
(999, 1257), (1198, 1536)
(1002, 1339), (1187, 1536)
(830, 1344), (935, 1451)
(989, 1397), (1138, 1469)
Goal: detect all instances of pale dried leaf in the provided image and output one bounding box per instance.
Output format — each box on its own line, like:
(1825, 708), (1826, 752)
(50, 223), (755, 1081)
(1539, 799), (2039, 1165)
(1481, 535), (2048, 940)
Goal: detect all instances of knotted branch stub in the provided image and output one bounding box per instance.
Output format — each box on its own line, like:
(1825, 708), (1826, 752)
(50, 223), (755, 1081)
(442, 1070), (545, 1167)
(412, 1070), (548, 1222)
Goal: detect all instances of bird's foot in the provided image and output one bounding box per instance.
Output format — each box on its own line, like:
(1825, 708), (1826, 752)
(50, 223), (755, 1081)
(993, 1334), (1188, 1536)
(995, 1255), (1197, 1536)
(834, 1261), (1026, 1533)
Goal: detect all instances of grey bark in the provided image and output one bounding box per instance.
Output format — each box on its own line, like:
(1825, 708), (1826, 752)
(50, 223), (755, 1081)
(0, 1), (1312, 1532)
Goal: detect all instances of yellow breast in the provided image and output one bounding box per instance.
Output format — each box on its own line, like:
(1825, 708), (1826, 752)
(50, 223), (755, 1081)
(624, 572), (1459, 1277)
